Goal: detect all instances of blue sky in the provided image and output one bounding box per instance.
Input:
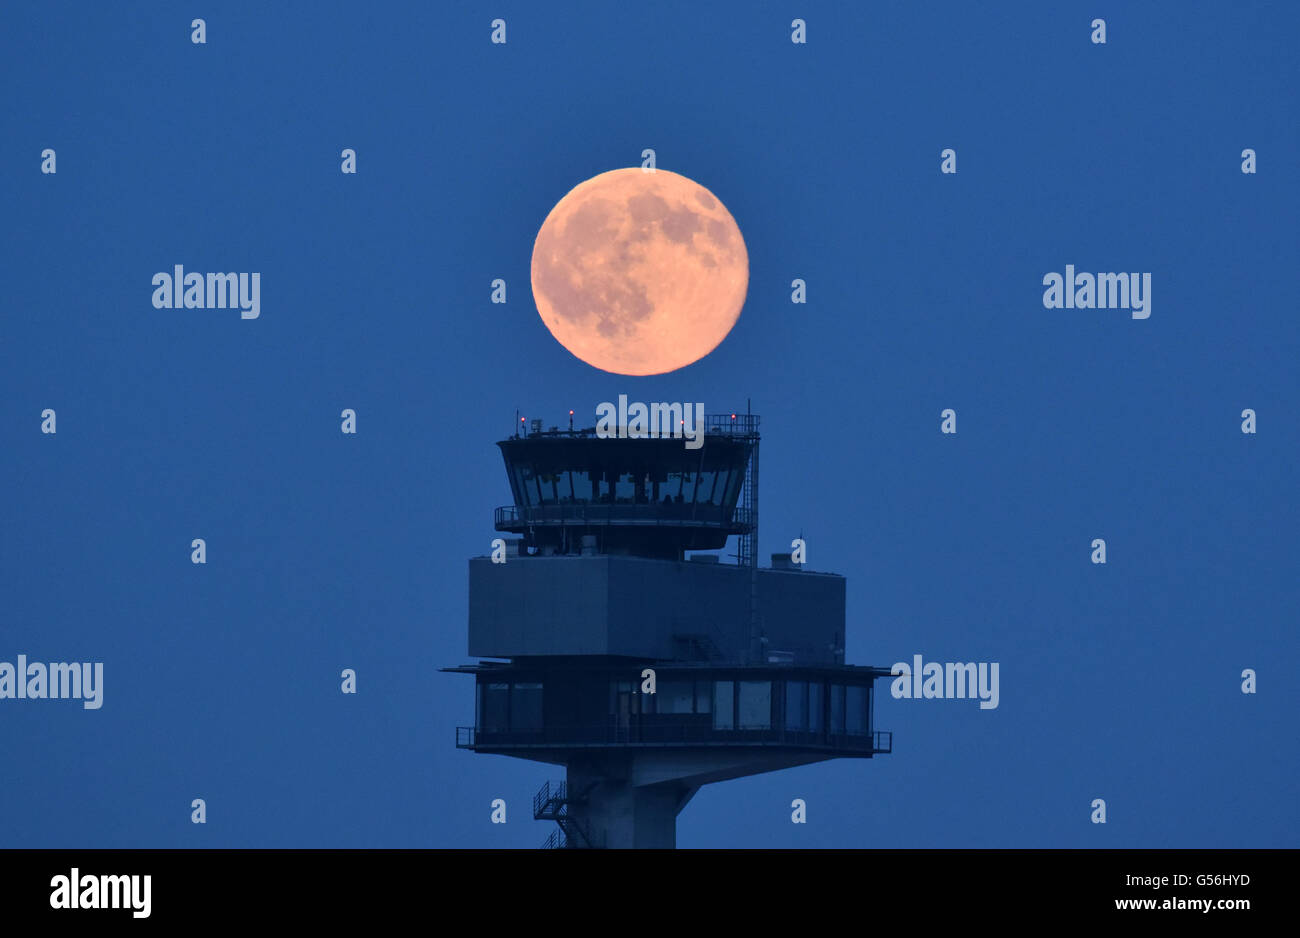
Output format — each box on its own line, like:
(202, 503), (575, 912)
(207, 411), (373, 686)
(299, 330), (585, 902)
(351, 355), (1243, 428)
(1, 0), (1297, 847)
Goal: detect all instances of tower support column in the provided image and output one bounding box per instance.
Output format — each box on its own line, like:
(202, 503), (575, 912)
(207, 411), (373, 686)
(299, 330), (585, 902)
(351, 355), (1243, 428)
(566, 762), (694, 849)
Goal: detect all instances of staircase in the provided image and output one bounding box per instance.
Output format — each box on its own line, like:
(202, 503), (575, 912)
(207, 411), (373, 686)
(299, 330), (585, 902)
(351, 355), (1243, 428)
(534, 779), (602, 849)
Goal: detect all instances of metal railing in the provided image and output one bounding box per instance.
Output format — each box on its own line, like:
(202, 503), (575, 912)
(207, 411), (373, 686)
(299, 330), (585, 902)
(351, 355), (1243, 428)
(532, 779), (604, 849)
(494, 503), (753, 531)
(457, 723), (890, 755)
(703, 414), (760, 437)
(533, 779), (566, 819)
(541, 826), (605, 849)
(511, 413), (759, 441)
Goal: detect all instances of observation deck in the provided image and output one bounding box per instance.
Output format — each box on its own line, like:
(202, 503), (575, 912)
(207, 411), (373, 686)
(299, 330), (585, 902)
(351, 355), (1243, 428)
(495, 413), (759, 558)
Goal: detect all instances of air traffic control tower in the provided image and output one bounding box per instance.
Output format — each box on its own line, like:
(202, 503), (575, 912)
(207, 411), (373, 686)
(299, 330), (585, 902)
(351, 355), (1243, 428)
(447, 411), (893, 848)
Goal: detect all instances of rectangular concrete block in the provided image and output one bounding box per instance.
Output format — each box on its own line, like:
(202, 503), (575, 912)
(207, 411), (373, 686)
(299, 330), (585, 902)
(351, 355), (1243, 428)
(468, 555), (844, 663)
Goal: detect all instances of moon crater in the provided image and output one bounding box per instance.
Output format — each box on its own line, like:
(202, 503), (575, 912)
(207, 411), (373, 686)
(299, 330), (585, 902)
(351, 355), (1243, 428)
(530, 168), (748, 375)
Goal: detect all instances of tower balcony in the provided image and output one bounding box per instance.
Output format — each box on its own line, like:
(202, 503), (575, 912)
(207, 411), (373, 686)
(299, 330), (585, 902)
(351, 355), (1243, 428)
(494, 503), (753, 535)
(457, 723), (892, 757)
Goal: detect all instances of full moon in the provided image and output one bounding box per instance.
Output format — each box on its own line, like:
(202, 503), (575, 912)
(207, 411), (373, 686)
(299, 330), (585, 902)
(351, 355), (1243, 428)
(530, 168), (748, 375)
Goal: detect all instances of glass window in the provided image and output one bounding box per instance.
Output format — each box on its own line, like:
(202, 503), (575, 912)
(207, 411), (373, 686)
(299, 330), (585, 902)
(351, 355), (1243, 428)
(515, 464), (543, 506)
(680, 471), (698, 503)
(690, 471), (716, 505)
(697, 470), (712, 505)
(695, 681), (712, 714)
(511, 464), (529, 506)
(706, 469), (729, 505)
(713, 681), (734, 730)
(809, 682), (823, 732)
(725, 464), (746, 506)
(614, 472), (636, 503)
(596, 470), (616, 504)
(512, 682), (543, 732)
(662, 472), (685, 502)
(831, 685), (845, 734)
(482, 682), (509, 733)
(847, 686), (868, 736)
(785, 681), (807, 730)
(536, 473), (558, 504)
(659, 681), (694, 714)
(574, 469), (600, 503)
(738, 681), (771, 729)
(610, 680), (631, 713)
